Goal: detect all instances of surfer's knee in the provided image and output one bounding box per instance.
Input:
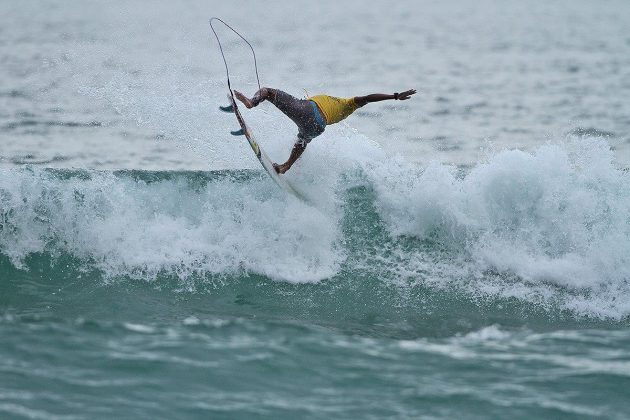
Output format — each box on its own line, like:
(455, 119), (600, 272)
(295, 136), (309, 149)
(252, 87), (275, 106)
(263, 87), (279, 103)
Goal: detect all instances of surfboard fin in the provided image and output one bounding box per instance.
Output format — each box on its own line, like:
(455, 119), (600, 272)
(230, 128), (245, 136)
(219, 104), (234, 113)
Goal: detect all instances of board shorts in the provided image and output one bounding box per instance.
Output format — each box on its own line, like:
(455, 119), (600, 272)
(267, 89), (326, 146)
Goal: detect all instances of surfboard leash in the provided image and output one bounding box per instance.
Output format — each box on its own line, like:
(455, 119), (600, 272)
(209, 17), (262, 99)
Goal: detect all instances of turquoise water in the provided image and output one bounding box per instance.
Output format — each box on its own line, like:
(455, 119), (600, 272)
(2, 160), (630, 418)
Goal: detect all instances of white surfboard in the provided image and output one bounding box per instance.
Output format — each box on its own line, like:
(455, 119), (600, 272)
(225, 93), (303, 198)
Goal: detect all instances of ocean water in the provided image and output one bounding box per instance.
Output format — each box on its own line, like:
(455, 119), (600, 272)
(2, 1), (630, 419)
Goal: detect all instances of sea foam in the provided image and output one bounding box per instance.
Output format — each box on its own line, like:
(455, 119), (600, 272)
(366, 136), (630, 317)
(0, 169), (341, 284)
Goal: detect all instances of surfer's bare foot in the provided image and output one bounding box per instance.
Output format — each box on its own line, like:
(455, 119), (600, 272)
(273, 163), (289, 174)
(234, 90), (254, 109)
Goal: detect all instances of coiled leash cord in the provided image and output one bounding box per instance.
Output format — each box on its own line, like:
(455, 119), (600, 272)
(209, 17), (262, 99)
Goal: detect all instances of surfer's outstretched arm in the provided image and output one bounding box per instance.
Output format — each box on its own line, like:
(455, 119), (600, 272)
(273, 140), (306, 174)
(354, 89), (416, 107)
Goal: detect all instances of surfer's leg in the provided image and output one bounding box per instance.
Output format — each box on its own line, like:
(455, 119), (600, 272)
(237, 88), (325, 139)
(273, 126), (326, 174)
(274, 138), (307, 174)
(269, 91), (327, 143)
(266, 90), (314, 125)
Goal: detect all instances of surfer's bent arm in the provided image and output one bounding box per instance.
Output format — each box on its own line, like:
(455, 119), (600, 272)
(354, 89), (416, 107)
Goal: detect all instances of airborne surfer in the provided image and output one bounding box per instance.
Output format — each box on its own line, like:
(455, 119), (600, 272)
(233, 88), (416, 174)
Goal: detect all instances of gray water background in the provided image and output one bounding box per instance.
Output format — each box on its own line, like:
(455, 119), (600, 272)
(2, 0), (630, 170)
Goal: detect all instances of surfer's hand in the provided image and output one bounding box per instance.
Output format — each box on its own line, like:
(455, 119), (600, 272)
(397, 89), (416, 100)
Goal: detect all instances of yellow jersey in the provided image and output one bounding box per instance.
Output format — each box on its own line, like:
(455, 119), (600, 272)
(309, 95), (359, 125)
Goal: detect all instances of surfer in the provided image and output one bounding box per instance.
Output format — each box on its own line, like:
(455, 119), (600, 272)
(234, 88), (416, 174)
